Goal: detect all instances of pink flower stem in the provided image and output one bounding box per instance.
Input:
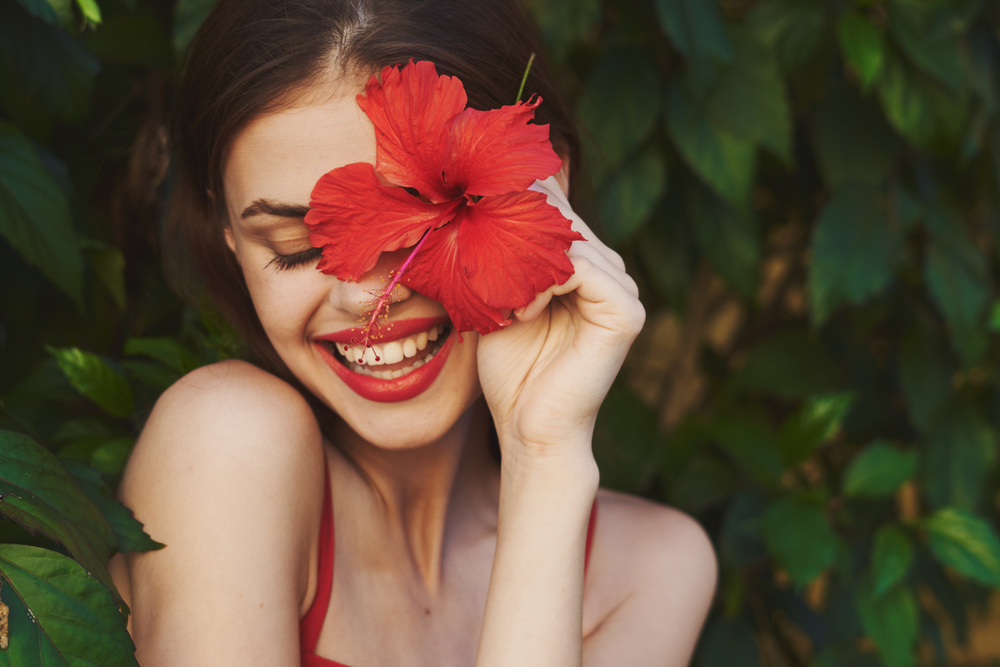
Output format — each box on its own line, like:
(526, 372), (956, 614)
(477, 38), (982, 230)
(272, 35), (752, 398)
(358, 227), (434, 355)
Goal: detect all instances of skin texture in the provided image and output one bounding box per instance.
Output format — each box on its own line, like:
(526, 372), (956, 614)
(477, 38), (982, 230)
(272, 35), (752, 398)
(109, 78), (717, 667)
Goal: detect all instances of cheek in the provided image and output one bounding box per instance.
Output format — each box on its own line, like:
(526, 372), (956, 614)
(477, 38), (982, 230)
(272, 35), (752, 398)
(242, 264), (329, 342)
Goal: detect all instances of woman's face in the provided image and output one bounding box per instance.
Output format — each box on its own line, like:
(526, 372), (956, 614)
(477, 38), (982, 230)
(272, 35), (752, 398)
(222, 82), (482, 449)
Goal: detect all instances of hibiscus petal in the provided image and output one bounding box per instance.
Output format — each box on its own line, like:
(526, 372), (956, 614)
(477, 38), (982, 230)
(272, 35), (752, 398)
(402, 219), (512, 335)
(456, 190), (585, 308)
(442, 97), (563, 197)
(305, 162), (459, 281)
(358, 60), (466, 203)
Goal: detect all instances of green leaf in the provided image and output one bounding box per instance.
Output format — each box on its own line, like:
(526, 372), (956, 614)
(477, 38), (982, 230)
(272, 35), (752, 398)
(709, 416), (783, 487)
(598, 150), (667, 245)
(686, 29), (792, 163)
(13, 0), (60, 24)
(75, 0), (101, 24)
(688, 185), (759, 298)
(578, 49), (660, 182)
(897, 322), (953, 434)
(923, 402), (995, 512)
(924, 507), (1000, 587)
(665, 81), (754, 209)
(173, 0), (219, 54)
(855, 580), (918, 667)
(524, 0), (601, 62)
(812, 88), (896, 188)
(763, 497), (839, 586)
(877, 51), (965, 150)
(746, 0), (827, 73)
(730, 329), (842, 401)
(47, 347), (135, 418)
(82, 241), (127, 311)
(777, 393), (854, 466)
(836, 12), (884, 89)
(871, 525), (913, 596)
(0, 2), (101, 119)
(0, 122), (83, 308)
(887, 1), (963, 93)
(843, 441), (918, 498)
(654, 0), (732, 62)
(809, 185), (900, 324)
(62, 459), (164, 554)
(0, 430), (121, 600)
(124, 337), (202, 376)
(923, 206), (989, 366)
(0, 545), (137, 666)
(592, 385), (663, 492)
(122, 359), (182, 392)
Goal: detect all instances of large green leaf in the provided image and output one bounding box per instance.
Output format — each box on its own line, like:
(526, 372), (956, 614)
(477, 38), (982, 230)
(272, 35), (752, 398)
(746, 0), (827, 72)
(0, 545), (137, 666)
(922, 402), (995, 512)
(578, 49), (660, 182)
(0, 430), (120, 600)
(763, 497), (839, 586)
(665, 81), (754, 209)
(48, 347), (135, 418)
(688, 185), (759, 298)
(730, 329), (842, 401)
(62, 459), (163, 554)
(887, 0), (963, 93)
(842, 441), (917, 498)
(525, 0), (601, 62)
(809, 185), (901, 324)
(871, 524), (913, 596)
(0, 2), (100, 120)
(776, 393), (854, 466)
(877, 51), (966, 150)
(924, 508), (1000, 587)
(836, 12), (884, 89)
(75, 0), (101, 25)
(686, 29), (792, 163)
(855, 580), (918, 667)
(0, 122), (83, 308)
(82, 241), (127, 312)
(597, 149), (667, 245)
(173, 0), (219, 54)
(654, 0), (732, 63)
(923, 206), (989, 366)
(811, 88), (897, 187)
(124, 337), (201, 376)
(897, 322), (954, 434)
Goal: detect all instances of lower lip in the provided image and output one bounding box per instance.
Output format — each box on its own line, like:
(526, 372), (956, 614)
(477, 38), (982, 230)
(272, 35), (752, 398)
(315, 329), (457, 403)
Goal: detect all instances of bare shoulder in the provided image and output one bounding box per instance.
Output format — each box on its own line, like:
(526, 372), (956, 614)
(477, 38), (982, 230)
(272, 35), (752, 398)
(582, 488), (717, 667)
(115, 360), (325, 665)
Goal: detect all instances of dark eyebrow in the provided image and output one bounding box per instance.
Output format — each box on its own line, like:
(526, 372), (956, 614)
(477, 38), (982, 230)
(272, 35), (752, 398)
(241, 198), (311, 219)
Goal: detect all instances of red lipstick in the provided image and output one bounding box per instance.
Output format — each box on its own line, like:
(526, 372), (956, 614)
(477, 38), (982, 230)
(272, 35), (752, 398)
(315, 324), (457, 402)
(316, 316), (450, 346)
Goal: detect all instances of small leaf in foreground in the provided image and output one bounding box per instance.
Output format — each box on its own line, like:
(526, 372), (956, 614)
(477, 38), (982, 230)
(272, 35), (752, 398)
(855, 580), (918, 667)
(924, 507), (1000, 587)
(777, 392), (854, 467)
(843, 440), (917, 498)
(0, 545), (137, 667)
(871, 524), (913, 596)
(47, 346), (135, 418)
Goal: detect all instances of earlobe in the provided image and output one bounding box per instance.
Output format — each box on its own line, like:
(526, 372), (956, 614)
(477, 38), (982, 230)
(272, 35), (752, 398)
(224, 227), (238, 257)
(554, 156), (570, 198)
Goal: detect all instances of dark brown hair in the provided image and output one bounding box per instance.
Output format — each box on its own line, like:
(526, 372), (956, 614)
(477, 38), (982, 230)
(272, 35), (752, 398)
(166, 0), (581, 407)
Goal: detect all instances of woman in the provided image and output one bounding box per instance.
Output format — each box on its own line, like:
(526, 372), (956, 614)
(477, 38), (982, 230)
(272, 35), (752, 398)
(108, 0), (717, 665)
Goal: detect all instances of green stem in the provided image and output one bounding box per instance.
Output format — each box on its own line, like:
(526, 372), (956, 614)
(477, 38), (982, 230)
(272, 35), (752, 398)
(516, 52), (536, 103)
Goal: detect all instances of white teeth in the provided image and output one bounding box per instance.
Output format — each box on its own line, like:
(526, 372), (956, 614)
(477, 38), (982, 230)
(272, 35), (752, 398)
(428, 327), (438, 342)
(391, 369), (404, 379)
(336, 342), (348, 356)
(403, 338), (417, 358)
(412, 359), (424, 369)
(383, 341), (404, 364)
(416, 331), (428, 350)
(362, 347), (378, 365)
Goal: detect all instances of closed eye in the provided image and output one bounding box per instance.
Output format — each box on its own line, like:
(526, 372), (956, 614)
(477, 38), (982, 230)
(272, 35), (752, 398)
(266, 247), (322, 271)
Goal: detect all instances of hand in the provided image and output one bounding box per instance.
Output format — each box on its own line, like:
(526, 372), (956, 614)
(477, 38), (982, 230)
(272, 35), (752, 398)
(476, 176), (645, 459)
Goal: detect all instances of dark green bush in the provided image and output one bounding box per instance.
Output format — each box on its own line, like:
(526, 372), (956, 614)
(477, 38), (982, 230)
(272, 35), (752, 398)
(2, 0), (1000, 665)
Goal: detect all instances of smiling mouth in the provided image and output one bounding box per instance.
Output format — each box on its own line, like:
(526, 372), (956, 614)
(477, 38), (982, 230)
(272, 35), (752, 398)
(318, 324), (451, 380)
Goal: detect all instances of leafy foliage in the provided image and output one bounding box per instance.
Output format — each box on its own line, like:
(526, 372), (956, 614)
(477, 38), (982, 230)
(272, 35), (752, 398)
(3, 0), (1000, 665)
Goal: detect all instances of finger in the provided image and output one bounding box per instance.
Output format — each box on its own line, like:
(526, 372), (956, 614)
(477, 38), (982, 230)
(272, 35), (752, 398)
(566, 238), (639, 298)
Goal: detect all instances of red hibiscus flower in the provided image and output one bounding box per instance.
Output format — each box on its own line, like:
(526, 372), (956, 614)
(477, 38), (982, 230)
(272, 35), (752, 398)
(304, 59), (584, 340)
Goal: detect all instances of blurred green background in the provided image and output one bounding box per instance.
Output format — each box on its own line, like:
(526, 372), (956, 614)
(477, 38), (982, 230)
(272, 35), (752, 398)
(3, 0), (1000, 665)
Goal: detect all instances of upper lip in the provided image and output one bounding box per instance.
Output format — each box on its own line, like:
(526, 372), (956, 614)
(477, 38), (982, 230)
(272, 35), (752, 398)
(315, 316), (450, 346)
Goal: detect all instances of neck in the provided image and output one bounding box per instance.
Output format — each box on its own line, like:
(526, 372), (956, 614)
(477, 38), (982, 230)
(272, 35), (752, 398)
(328, 398), (499, 595)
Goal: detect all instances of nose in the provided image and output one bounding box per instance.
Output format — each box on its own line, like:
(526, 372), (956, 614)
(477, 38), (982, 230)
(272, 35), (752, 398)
(330, 248), (414, 317)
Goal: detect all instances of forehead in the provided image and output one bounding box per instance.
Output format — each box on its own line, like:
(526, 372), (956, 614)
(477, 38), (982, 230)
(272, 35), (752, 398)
(224, 88), (375, 219)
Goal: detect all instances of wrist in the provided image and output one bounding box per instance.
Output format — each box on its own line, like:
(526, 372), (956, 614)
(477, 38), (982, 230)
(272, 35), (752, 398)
(499, 439), (599, 503)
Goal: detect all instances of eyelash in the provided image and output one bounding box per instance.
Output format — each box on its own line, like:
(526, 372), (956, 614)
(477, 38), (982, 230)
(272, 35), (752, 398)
(266, 247), (323, 271)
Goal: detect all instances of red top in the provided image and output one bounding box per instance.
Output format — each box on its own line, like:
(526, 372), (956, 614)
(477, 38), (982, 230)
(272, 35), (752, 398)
(300, 465), (599, 666)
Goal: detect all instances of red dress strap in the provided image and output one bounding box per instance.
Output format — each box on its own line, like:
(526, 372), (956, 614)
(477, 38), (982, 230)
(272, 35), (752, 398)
(300, 460), (334, 656)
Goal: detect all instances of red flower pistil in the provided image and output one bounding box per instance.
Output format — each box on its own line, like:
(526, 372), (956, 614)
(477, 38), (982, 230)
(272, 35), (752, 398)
(305, 60), (584, 343)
